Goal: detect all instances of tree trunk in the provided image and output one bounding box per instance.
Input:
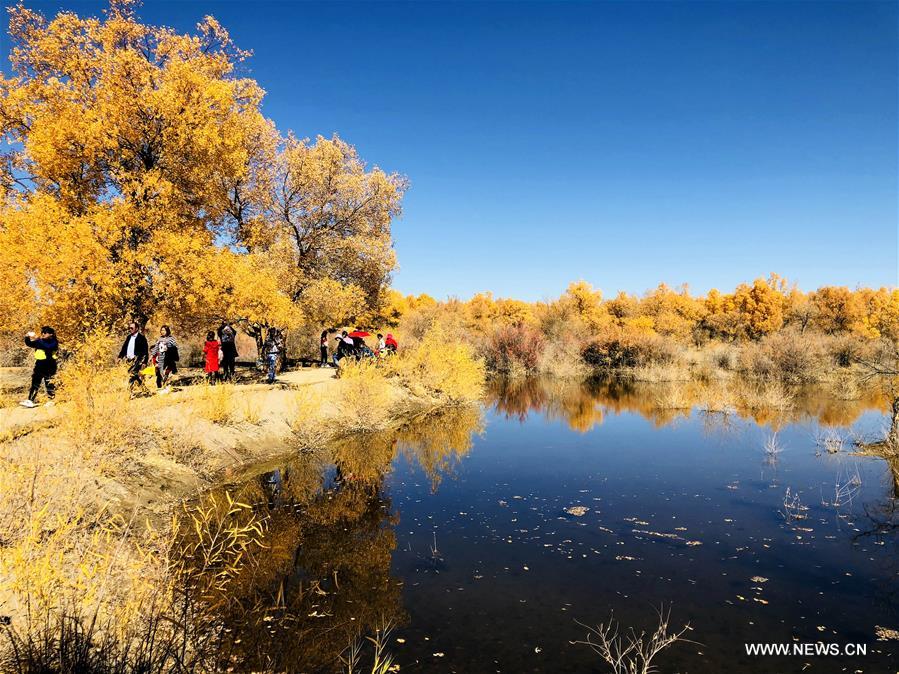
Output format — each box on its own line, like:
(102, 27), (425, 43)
(888, 395), (899, 455)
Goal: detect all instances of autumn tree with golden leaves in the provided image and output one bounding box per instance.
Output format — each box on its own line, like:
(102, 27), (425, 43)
(0, 0), (404, 349)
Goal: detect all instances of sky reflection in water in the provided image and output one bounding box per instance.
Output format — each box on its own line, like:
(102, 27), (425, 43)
(221, 378), (898, 673)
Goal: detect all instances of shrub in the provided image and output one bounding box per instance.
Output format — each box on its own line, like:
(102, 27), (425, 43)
(536, 334), (589, 378)
(763, 330), (825, 383)
(740, 330), (827, 384)
(335, 359), (392, 432)
(823, 333), (872, 368)
(582, 328), (679, 369)
(385, 329), (486, 404)
(484, 324), (545, 375)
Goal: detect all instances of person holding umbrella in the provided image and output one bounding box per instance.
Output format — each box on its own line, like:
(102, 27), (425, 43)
(347, 328), (374, 359)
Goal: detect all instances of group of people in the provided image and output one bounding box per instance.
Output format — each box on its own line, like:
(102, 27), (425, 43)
(16, 321), (397, 407)
(323, 329), (398, 367)
(118, 321), (240, 396)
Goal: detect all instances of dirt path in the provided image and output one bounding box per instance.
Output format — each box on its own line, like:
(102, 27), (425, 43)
(0, 365), (337, 435)
(0, 366), (345, 519)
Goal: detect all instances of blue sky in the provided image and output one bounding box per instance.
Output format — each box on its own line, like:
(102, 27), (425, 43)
(3, 1), (897, 300)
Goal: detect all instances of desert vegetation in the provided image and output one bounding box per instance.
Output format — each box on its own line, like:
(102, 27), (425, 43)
(379, 277), (899, 384)
(0, 1), (896, 672)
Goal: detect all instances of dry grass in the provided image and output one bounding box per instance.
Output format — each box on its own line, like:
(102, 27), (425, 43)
(55, 331), (144, 450)
(732, 378), (795, 412)
(652, 381), (693, 410)
(289, 384), (336, 447)
(0, 467), (269, 672)
(630, 362), (691, 383)
(335, 360), (393, 433)
(239, 396), (262, 425)
(574, 606), (692, 674)
(195, 383), (237, 426)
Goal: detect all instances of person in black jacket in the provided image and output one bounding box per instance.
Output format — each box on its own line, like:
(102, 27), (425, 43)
(20, 326), (58, 408)
(218, 321), (238, 381)
(118, 321), (150, 397)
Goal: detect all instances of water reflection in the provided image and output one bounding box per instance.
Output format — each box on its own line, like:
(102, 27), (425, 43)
(488, 376), (889, 432)
(189, 405), (484, 672)
(185, 381), (898, 673)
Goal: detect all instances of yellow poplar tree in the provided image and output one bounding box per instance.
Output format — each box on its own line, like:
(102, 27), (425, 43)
(0, 0), (288, 338)
(240, 134), (408, 321)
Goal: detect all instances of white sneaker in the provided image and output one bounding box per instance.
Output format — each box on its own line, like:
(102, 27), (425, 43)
(19, 400), (36, 408)
(158, 386), (171, 395)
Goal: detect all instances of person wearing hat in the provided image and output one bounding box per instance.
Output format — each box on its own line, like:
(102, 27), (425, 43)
(20, 326), (58, 408)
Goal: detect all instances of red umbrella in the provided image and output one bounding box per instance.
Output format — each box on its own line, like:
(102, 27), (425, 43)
(348, 330), (372, 338)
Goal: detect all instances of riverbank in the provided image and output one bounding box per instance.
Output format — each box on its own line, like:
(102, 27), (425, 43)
(0, 337), (486, 663)
(0, 360), (485, 522)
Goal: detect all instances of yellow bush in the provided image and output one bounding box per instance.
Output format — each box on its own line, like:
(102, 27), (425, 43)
(385, 329), (486, 404)
(56, 330), (141, 450)
(335, 359), (392, 432)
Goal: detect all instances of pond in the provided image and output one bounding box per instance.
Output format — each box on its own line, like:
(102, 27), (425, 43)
(207, 377), (899, 673)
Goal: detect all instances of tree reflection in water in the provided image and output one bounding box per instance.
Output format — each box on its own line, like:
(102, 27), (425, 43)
(487, 375), (889, 432)
(185, 405), (484, 672)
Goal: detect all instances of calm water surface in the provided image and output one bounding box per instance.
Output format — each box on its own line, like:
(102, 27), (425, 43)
(214, 378), (899, 673)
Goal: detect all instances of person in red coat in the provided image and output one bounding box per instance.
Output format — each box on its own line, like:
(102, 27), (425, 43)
(203, 330), (220, 384)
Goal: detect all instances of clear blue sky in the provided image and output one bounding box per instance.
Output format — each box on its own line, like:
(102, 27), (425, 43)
(4, 1), (897, 300)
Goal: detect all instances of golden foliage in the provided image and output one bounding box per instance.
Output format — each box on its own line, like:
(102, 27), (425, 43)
(385, 327), (486, 404)
(335, 360), (393, 433)
(0, 2), (402, 339)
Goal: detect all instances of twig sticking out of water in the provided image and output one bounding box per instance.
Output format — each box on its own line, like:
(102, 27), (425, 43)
(430, 531), (441, 560)
(815, 428), (845, 454)
(822, 464), (862, 509)
(763, 432), (783, 462)
(780, 487), (809, 522)
(572, 605), (692, 674)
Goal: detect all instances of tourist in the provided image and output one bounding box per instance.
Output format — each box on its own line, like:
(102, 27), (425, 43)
(150, 325), (178, 392)
(333, 330), (353, 367)
(218, 321), (238, 380)
(203, 330), (220, 384)
(384, 333), (398, 353)
(263, 328), (281, 384)
(377, 333), (386, 352)
(118, 321), (149, 397)
(19, 326), (58, 408)
(320, 329), (330, 367)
